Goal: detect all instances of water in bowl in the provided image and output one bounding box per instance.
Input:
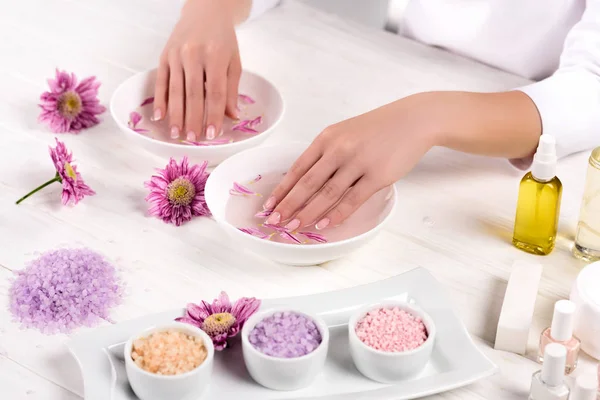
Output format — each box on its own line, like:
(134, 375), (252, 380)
(127, 94), (266, 146)
(225, 171), (394, 244)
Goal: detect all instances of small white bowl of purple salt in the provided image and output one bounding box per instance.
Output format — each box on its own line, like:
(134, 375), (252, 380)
(110, 68), (284, 166)
(204, 143), (397, 265)
(348, 300), (436, 383)
(241, 308), (330, 391)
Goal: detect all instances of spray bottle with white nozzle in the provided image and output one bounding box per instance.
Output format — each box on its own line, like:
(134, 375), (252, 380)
(513, 134), (563, 255)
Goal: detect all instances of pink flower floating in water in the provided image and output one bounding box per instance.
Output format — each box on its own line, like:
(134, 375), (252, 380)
(38, 69), (106, 133)
(128, 112), (149, 134)
(176, 291), (261, 351)
(16, 138), (95, 206)
(182, 138), (233, 146)
(239, 223), (328, 244)
(144, 156), (210, 226)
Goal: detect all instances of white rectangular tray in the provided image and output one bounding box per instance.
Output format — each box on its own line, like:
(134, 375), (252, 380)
(68, 267), (497, 399)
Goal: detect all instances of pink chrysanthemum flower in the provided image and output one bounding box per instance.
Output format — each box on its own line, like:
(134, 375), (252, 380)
(16, 138), (95, 205)
(144, 157), (210, 226)
(38, 69), (106, 133)
(176, 291), (261, 351)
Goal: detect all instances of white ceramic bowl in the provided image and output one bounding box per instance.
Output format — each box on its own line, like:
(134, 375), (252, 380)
(204, 143), (397, 265)
(124, 322), (215, 400)
(348, 301), (436, 383)
(241, 308), (330, 391)
(110, 68), (284, 166)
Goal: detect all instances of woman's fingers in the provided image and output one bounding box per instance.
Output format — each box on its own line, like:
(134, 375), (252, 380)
(181, 47), (205, 141)
(266, 158), (337, 227)
(152, 57), (169, 124)
(225, 52), (242, 119)
(204, 54), (229, 140)
(167, 55), (185, 140)
(291, 167), (362, 230)
(316, 177), (379, 230)
(263, 144), (323, 216)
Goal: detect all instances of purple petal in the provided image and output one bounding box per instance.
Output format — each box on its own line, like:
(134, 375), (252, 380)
(247, 116), (262, 128)
(231, 297), (261, 325)
(238, 94), (255, 104)
(140, 97), (155, 106)
(128, 111), (142, 128)
(249, 174), (262, 184)
(186, 303), (209, 322)
(262, 223), (288, 233)
(279, 230), (302, 244)
(229, 182), (257, 196)
(298, 231), (328, 243)
(134, 128), (149, 133)
(175, 316), (202, 328)
(181, 138), (232, 146)
(239, 227), (270, 239)
(254, 209), (272, 218)
(212, 291), (232, 314)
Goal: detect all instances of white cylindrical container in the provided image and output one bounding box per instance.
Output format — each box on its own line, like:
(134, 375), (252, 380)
(570, 262), (600, 360)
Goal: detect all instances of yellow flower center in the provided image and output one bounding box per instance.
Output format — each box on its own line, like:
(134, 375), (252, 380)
(202, 313), (236, 337)
(57, 91), (82, 119)
(64, 163), (77, 181)
(166, 177), (196, 206)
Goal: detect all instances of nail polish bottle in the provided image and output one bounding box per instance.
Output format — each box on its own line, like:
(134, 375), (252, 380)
(538, 300), (581, 374)
(529, 343), (570, 400)
(569, 373), (597, 400)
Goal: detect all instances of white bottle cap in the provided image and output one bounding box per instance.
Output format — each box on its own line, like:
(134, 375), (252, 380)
(531, 134), (557, 182)
(570, 374), (598, 400)
(550, 300), (576, 341)
(541, 343), (567, 387)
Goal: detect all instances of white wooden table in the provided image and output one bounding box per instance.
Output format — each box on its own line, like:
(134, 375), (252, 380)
(0, 1), (597, 399)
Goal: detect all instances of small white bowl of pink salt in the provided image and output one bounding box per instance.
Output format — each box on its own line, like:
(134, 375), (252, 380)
(204, 143), (397, 265)
(241, 308), (330, 391)
(348, 301), (436, 383)
(110, 68), (284, 166)
(124, 322), (214, 400)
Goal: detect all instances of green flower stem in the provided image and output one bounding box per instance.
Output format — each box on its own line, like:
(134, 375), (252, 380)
(15, 175), (61, 205)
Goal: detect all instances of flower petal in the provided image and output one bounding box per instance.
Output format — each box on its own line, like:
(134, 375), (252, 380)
(212, 291), (232, 314)
(128, 111), (142, 128)
(175, 316), (202, 328)
(231, 297), (261, 325)
(249, 174), (262, 184)
(238, 94), (255, 104)
(140, 97), (155, 106)
(229, 182), (257, 196)
(239, 227), (270, 239)
(254, 209), (272, 218)
(298, 231), (328, 243)
(186, 302), (210, 322)
(279, 230), (302, 244)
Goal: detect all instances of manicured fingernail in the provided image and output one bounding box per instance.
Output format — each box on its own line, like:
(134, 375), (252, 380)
(170, 126), (180, 139)
(206, 125), (216, 140)
(285, 219), (300, 231)
(315, 218), (330, 230)
(263, 197), (276, 210)
(266, 212), (281, 225)
(186, 131), (196, 141)
(151, 109), (163, 121)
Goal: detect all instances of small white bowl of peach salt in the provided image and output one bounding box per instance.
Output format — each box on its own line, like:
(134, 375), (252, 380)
(124, 322), (214, 400)
(348, 300), (436, 383)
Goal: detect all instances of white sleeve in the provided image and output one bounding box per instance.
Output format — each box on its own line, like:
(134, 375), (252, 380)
(247, 0), (281, 20)
(517, 1), (600, 160)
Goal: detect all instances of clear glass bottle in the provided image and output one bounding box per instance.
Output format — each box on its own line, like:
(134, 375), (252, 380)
(513, 135), (562, 255)
(574, 147), (600, 262)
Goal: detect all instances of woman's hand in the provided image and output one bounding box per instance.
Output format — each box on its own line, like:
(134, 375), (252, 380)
(263, 94), (440, 231)
(153, 0), (247, 142)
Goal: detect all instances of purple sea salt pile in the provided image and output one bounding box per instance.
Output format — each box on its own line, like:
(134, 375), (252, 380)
(9, 248), (123, 334)
(249, 311), (323, 358)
